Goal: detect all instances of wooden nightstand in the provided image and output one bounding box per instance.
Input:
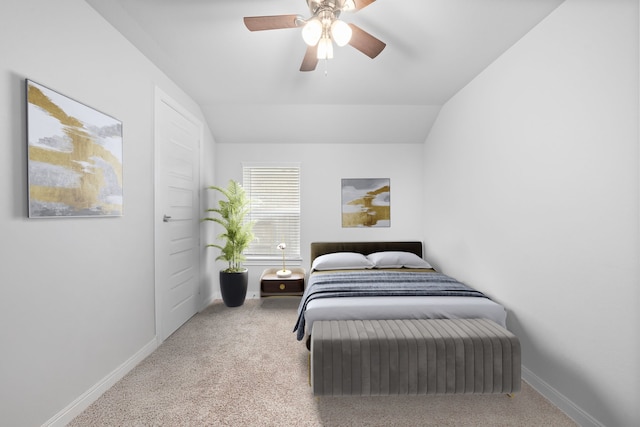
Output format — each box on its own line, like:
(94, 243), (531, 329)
(260, 267), (305, 297)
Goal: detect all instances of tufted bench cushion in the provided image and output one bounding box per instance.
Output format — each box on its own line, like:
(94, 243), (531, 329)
(310, 318), (521, 396)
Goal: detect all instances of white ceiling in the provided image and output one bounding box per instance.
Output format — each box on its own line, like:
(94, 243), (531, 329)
(85, 0), (564, 144)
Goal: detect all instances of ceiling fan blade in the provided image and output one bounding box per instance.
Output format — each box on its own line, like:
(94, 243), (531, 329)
(353, 0), (376, 11)
(243, 15), (300, 31)
(300, 45), (319, 72)
(348, 24), (386, 59)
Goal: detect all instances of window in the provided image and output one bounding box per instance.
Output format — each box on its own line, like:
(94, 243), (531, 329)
(242, 163), (301, 260)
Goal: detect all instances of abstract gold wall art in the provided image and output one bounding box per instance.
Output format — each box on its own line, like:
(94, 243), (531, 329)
(26, 80), (123, 217)
(341, 178), (390, 227)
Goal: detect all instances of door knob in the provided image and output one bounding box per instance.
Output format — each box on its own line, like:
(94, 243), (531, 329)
(163, 215), (172, 222)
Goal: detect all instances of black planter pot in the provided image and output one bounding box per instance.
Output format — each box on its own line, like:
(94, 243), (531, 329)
(219, 270), (248, 307)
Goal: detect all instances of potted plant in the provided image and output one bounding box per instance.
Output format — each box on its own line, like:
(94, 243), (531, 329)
(203, 180), (254, 307)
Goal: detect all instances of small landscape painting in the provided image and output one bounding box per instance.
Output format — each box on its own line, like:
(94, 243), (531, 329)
(341, 178), (390, 227)
(26, 80), (123, 218)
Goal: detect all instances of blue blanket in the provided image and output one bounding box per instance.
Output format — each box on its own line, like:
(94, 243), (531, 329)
(293, 270), (488, 340)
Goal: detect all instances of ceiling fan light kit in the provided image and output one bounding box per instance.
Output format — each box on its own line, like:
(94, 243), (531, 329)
(243, 0), (385, 72)
(301, 18), (323, 46)
(330, 19), (352, 47)
(317, 36), (334, 59)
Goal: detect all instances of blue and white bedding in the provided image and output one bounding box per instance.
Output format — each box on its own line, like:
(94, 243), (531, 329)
(293, 269), (507, 341)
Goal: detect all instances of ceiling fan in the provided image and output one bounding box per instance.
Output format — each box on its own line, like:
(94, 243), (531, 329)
(243, 0), (386, 72)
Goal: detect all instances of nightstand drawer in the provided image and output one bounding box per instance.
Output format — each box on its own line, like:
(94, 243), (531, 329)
(260, 267), (306, 297)
(261, 278), (304, 294)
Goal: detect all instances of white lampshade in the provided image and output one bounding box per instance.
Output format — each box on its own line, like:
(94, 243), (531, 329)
(316, 36), (334, 59)
(302, 18), (322, 46)
(330, 19), (352, 47)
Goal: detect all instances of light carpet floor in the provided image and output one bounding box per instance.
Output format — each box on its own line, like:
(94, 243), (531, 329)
(69, 298), (577, 426)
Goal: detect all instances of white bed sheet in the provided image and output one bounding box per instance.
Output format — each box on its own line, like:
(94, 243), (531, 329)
(303, 296), (507, 339)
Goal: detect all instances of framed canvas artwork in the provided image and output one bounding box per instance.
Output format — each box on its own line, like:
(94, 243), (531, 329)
(341, 178), (390, 227)
(26, 80), (123, 217)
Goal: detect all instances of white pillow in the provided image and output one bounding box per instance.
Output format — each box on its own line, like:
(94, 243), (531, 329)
(367, 251), (432, 269)
(311, 252), (374, 271)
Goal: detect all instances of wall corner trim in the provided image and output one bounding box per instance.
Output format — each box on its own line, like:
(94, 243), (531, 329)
(522, 366), (604, 427)
(43, 338), (159, 427)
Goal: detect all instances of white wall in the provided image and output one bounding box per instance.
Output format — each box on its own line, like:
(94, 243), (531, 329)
(212, 142), (425, 298)
(2, 0), (637, 425)
(423, 1), (639, 426)
(0, 1), (214, 425)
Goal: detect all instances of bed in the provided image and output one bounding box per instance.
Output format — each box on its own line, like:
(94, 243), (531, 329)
(293, 241), (508, 346)
(293, 241), (520, 396)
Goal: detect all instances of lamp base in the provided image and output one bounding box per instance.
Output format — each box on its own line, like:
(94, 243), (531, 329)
(277, 269), (291, 278)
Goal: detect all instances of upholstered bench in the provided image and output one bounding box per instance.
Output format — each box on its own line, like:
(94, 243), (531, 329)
(310, 318), (521, 396)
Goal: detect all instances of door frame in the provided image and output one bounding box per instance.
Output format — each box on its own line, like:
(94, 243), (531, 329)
(153, 86), (204, 343)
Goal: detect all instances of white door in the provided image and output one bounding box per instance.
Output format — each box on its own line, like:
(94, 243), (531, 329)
(154, 88), (202, 342)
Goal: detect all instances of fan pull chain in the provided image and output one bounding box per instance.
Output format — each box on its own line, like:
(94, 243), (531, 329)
(324, 59), (329, 77)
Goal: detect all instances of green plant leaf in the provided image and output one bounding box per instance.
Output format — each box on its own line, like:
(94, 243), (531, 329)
(202, 180), (255, 273)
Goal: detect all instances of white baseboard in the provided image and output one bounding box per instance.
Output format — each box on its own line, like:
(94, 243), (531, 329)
(199, 294), (217, 311)
(42, 338), (159, 427)
(522, 365), (604, 427)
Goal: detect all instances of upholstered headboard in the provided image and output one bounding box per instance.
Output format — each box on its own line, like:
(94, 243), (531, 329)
(310, 241), (423, 263)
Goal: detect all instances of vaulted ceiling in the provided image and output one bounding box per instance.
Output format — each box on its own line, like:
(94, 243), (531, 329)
(86, 0), (564, 144)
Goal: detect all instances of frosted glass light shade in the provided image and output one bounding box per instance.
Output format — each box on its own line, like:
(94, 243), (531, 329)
(302, 18), (322, 46)
(317, 37), (334, 59)
(331, 19), (352, 47)
(343, 0), (356, 11)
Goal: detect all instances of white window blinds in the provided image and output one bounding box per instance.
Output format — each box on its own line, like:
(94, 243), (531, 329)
(242, 164), (301, 258)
